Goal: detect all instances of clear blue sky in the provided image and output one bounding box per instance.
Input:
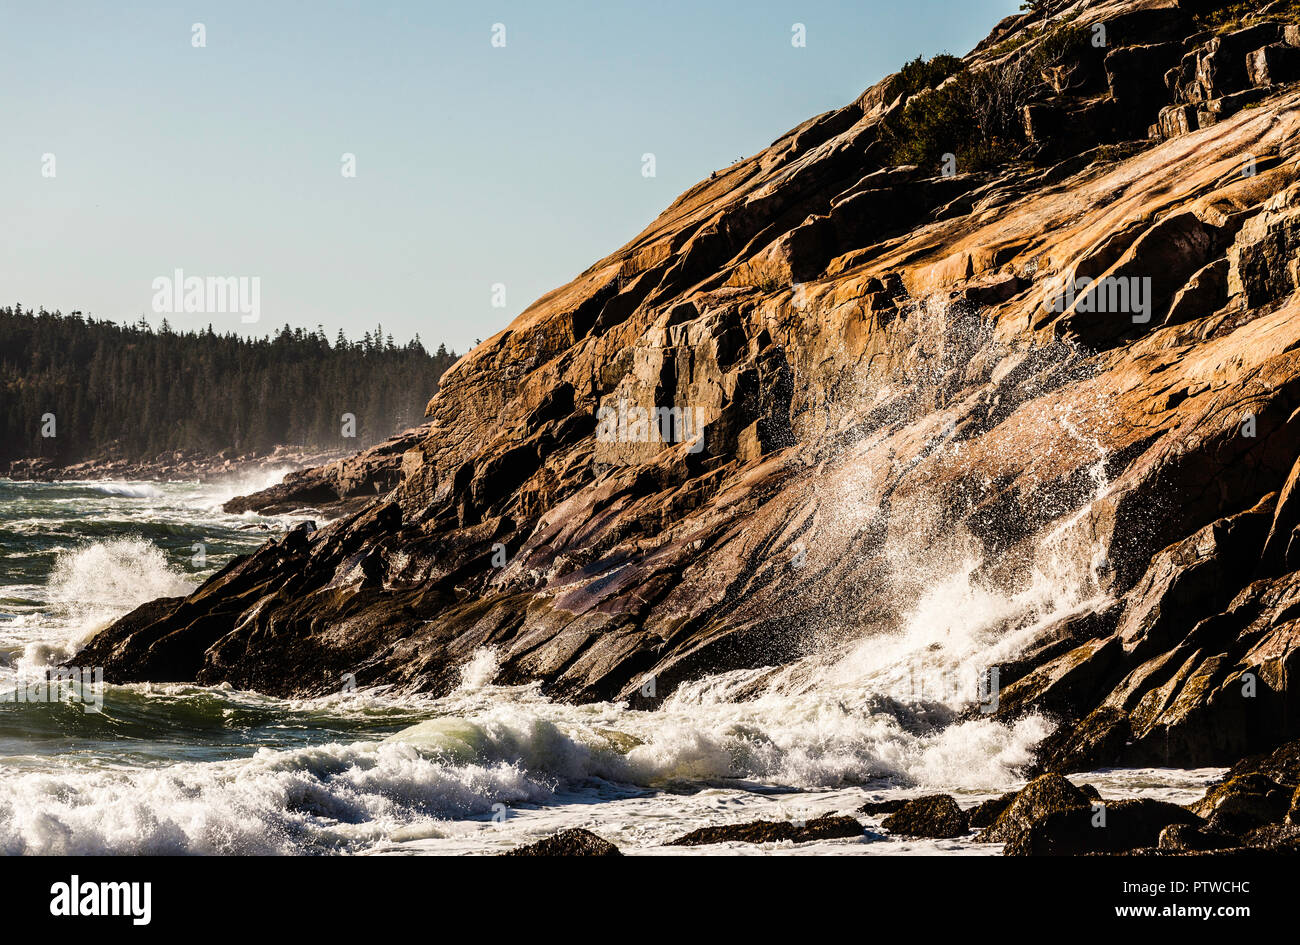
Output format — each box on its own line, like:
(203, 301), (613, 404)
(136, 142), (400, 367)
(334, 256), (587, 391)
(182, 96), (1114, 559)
(1, 0), (1019, 353)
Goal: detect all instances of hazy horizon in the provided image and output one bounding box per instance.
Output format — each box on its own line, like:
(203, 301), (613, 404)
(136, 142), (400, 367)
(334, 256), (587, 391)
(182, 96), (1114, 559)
(2, 0), (1019, 350)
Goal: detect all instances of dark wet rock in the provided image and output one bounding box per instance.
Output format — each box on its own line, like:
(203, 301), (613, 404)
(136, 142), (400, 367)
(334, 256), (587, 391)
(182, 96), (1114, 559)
(857, 799), (907, 815)
(667, 814), (864, 847)
(1157, 822), (1239, 852)
(223, 424), (429, 517)
(966, 793), (1016, 829)
(880, 795), (969, 839)
(1192, 773), (1296, 832)
(977, 775), (1094, 847)
(1006, 799), (1202, 856)
(503, 828), (621, 856)
(1185, 740), (1300, 838)
(995, 635), (1123, 721)
(1220, 739), (1300, 788)
(1240, 823), (1300, 852)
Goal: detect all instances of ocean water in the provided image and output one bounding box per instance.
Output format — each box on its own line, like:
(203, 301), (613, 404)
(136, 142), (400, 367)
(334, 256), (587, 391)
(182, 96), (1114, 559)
(0, 477), (1221, 855)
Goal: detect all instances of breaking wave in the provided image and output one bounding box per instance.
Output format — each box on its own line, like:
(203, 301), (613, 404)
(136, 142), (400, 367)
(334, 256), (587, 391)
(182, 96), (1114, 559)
(88, 482), (163, 498)
(19, 538), (195, 667)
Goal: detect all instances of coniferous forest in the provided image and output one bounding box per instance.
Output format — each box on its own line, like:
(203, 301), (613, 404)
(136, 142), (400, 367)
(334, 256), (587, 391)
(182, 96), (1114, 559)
(0, 305), (459, 465)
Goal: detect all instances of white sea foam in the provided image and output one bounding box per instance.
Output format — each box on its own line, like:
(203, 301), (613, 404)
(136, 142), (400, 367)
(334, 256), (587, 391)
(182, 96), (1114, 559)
(196, 466), (296, 510)
(456, 648), (500, 691)
(0, 740), (551, 855)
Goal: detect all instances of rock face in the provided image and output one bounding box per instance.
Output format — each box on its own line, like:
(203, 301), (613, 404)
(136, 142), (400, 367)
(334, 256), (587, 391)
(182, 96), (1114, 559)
(75, 1), (1300, 782)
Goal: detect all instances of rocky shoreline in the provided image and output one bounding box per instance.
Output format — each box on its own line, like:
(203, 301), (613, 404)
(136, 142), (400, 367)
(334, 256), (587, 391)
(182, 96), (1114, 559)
(219, 424), (430, 517)
(1, 444), (348, 487)
(505, 739), (1300, 854)
(69, 0), (1300, 851)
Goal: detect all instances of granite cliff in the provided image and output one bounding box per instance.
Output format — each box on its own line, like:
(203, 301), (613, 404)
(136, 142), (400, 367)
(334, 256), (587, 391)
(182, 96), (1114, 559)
(81, 0), (1300, 776)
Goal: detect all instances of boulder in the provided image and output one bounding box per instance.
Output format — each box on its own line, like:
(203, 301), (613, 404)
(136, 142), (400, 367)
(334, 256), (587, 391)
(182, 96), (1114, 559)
(880, 795), (969, 838)
(967, 793), (1016, 829)
(1193, 773), (1296, 833)
(1005, 799), (1202, 855)
(857, 799), (907, 815)
(977, 775), (1094, 847)
(503, 828), (622, 856)
(1155, 103), (1197, 139)
(1157, 822), (1239, 852)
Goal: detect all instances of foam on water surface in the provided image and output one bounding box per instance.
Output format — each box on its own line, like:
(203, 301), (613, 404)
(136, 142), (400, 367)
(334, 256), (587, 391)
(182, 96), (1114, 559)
(0, 478), (1220, 855)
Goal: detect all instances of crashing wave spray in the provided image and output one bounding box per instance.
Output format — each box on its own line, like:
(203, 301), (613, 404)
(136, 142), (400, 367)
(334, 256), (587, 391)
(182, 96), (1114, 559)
(19, 538), (194, 668)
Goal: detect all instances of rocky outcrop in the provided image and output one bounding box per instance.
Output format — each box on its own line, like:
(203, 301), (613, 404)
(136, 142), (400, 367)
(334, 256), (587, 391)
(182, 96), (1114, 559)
(977, 774), (1100, 848)
(958, 739), (1300, 854)
(667, 814), (864, 846)
(2, 443), (345, 486)
(1006, 798), (1200, 855)
(75, 1), (1300, 785)
(502, 828), (621, 856)
(222, 424), (430, 516)
(880, 795), (969, 838)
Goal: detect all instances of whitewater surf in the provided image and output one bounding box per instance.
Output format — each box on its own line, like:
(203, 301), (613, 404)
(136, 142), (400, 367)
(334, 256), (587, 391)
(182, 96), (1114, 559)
(0, 478), (1219, 855)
